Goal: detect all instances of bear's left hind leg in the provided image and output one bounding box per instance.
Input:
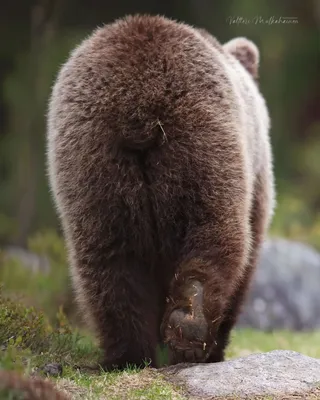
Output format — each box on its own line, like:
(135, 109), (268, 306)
(72, 255), (161, 371)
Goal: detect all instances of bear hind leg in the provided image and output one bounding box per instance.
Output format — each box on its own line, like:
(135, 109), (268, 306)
(161, 216), (250, 364)
(207, 171), (270, 363)
(73, 256), (161, 370)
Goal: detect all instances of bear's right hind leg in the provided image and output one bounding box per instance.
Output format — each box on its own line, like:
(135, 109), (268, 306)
(207, 171), (271, 363)
(161, 219), (250, 365)
(163, 279), (208, 363)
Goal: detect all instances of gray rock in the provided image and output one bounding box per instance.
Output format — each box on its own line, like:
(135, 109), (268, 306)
(238, 238), (320, 330)
(42, 363), (63, 377)
(163, 350), (320, 398)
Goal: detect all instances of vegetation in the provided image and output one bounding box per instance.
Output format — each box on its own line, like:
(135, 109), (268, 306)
(1, 289), (320, 399)
(0, 232), (319, 398)
(0, 230), (74, 324)
(0, 228), (319, 398)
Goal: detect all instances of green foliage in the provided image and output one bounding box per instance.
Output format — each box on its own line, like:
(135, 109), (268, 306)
(27, 229), (67, 266)
(0, 290), (101, 374)
(0, 230), (73, 323)
(0, 387), (26, 400)
(0, 345), (30, 373)
(0, 289), (51, 345)
(270, 192), (320, 250)
(0, 291), (50, 371)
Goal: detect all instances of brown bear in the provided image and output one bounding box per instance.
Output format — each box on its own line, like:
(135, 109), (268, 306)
(47, 14), (275, 369)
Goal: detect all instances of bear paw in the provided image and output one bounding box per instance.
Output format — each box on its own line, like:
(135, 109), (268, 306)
(163, 280), (212, 363)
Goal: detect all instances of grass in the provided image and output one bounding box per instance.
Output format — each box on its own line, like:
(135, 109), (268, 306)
(55, 329), (320, 399)
(0, 282), (320, 399)
(1, 230), (320, 399)
(1, 293), (319, 400)
(0, 230), (74, 324)
(227, 329), (320, 359)
(57, 367), (186, 399)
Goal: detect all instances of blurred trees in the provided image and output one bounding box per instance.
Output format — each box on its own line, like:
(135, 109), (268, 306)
(0, 0), (319, 247)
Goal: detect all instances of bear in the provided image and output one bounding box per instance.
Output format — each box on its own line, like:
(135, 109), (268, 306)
(46, 14), (275, 369)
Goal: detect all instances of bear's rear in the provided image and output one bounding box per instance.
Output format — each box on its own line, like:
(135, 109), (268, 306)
(47, 15), (245, 266)
(47, 15), (274, 368)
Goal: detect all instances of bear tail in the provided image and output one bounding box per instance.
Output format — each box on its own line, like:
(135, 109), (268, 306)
(120, 118), (168, 151)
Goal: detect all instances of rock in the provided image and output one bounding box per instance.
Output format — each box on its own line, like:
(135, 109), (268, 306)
(238, 238), (320, 330)
(163, 350), (320, 398)
(42, 363), (63, 377)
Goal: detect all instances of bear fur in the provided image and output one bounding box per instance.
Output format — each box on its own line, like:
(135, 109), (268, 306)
(47, 14), (275, 368)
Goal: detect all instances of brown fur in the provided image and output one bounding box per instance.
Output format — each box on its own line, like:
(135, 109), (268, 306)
(0, 370), (68, 400)
(223, 36), (260, 80)
(47, 15), (275, 368)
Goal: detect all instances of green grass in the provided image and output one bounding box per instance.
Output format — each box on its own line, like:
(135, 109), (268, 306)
(0, 296), (319, 399)
(227, 328), (320, 359)
(0, 230), (74, 324)
(1, 292), (319, 400)
(1, 289), (320, 399)
(57, 366), (186, 400)
(53, 329), (320, 399)
(1, 230), (320, 399)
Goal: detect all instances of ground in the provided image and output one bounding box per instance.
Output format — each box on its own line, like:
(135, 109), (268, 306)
(1, 294), (319, 400)
(54, 330), (320, 399)
(1, 233), (319, 399)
